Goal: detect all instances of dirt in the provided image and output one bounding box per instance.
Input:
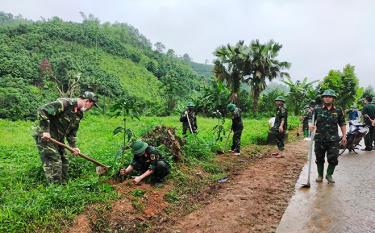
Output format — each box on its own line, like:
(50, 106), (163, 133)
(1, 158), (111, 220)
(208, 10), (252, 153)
(166, 140), (307, 233)
(67, 139), (307, 233)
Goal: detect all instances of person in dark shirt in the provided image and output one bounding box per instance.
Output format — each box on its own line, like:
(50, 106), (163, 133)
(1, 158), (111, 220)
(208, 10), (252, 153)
(270, 96), (288, 158)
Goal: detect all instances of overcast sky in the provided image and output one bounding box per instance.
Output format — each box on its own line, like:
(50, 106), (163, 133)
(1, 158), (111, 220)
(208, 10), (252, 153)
(1, 0), (374, 86)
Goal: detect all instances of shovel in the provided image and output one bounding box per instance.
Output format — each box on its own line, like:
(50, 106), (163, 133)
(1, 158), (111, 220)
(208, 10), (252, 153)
(48, 138), (111, 175)
(302, 114), (315, 188)
(185, 111), (195, 135)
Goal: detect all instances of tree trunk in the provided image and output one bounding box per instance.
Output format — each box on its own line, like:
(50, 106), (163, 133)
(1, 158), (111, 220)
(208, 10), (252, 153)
(252, 87), (260, 114)
(229, 92), (239, 104)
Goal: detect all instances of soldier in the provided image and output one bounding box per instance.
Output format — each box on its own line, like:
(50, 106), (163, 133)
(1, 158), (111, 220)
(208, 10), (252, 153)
(270, 96), (288, 158)
(309, 89), (347, 183)
(34, 91), (98, 184)
(227, 103), (243, 156)
(301, 102), (315, 139)
(180, 102), (197, 135)
(120, 140), (170, 184)
(362, 96), (375, 151)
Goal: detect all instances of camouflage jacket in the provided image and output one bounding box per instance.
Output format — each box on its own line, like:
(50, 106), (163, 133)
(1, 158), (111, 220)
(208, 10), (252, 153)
(273, 106), (288, 131)
(131, 146), (166, 172)
(37, 98), (83, 147)
(180, 111), (197, 130)
(311, 105), (345, 142)
(362, 103), (375, 125)
(231, 107), (243, 131)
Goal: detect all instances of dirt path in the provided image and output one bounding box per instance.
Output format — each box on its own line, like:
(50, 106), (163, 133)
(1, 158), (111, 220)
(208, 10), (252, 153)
(169, 140), (308, 233)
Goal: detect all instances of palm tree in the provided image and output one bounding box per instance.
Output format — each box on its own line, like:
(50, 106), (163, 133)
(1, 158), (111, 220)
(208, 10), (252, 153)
(244, 40), (291, 113)
(213, 41), (249, 103)
(282, 77), (318, 115)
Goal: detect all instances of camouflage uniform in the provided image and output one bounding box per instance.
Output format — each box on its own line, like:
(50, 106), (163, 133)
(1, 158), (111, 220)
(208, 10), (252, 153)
(180, 111), (197, 135)
(34, 98), (83, 184)
(270, 106), (288, 151)
(131, 146), (170, 182)
(311, 105), (345, 177)
(362, 101), (375, 150)
(230, 107), (243, 153)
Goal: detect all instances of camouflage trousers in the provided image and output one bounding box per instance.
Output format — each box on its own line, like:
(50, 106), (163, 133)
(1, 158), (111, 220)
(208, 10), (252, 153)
(231, 128), (243, 153)
(364, 126), (375, 150)
(34, 136), (69, 184)
(269, 129), (285, 151)
(314, 140), (339, 166)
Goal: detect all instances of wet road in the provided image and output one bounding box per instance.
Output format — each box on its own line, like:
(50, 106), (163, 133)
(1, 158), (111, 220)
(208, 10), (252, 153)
(276, 141), (375, 233)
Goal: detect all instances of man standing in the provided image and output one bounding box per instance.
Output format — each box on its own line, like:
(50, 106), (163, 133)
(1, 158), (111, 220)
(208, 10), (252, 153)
(362, 96), (375, 151)
(309, 89), (346, 183)
(270, 96), (288, 158)
(120, 140), (170, 184)
(227, 103), (243, 156)
(34, 91), (98, 184)
(180, 102), (197, 136)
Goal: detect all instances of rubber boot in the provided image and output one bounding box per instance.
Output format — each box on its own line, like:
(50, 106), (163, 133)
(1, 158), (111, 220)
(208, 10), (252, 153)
(316, 163), (324, 183)
(326, 164), (336, 183)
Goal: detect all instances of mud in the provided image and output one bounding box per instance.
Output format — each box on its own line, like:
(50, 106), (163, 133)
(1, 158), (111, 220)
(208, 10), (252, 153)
(168, 140), (307, 233)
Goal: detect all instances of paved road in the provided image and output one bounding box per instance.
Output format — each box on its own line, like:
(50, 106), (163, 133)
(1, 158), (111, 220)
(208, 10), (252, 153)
(276, 141), (375, 233)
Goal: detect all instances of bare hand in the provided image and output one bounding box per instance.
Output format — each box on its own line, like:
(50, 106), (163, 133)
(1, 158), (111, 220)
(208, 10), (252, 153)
(340, 137), (347, 146)
(72, 148), (80, 156)
(279, 126), (284, 133)
(41, 132), (51, 140)
(309, 125), (316, 132)
(133, 176), (142, 184)
(185, 111), (188, 115)
(120, 168), (127, 176)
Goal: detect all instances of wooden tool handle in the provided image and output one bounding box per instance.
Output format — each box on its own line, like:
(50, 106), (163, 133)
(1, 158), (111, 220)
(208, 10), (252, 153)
(48, 138), (110, 168)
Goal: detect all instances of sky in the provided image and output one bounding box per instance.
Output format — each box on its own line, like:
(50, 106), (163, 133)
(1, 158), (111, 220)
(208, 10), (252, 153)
(1, 0), (374, 87)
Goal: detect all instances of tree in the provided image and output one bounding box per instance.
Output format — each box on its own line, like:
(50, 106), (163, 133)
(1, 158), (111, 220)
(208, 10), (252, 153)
(154, 42), (166, 53)
(244, 40), (290, 114)
(182, 53), (192, 62)
(319, 64), (359, 110)
(282, 77), (318, 115)
(213, 41), (248, 103)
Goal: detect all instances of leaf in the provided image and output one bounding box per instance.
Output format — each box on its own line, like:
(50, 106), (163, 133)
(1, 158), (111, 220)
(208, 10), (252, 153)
(113, 126), (124, 135)
(125, 128), (134, 141)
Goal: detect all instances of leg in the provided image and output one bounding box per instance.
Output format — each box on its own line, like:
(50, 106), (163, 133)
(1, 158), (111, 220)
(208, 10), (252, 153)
(364, 126), (374, 150)
(35, 136), (64, 184)
(326, 141), (339, 183)
(232, 129), (242, 154)
(314, 141), (327, 182)
(61, 152), (69, 184)
(152, 161), (170, 183)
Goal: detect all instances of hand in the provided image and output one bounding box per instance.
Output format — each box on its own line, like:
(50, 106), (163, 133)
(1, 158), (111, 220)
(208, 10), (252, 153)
(279, 126), (284, 133)
(120, 168), (127, 176)
(133, 176), (142, 184)
(41, 132), (51, 140)
(72, 148), (80, 156)
(309, 125), (316, 132)
(184, 111), (188, 115)
(340, 136), (347, 146)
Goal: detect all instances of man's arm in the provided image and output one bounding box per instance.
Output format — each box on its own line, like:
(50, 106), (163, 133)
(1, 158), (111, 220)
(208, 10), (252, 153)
(133, 169), (154, 184)
(66, 124), (81, 155)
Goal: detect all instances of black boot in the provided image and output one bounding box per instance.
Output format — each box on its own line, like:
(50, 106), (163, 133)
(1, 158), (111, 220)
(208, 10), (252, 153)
(316, 163), (324, 182)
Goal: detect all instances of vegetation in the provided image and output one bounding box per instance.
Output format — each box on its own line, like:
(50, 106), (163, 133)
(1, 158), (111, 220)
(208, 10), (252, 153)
(0, 114), (300, 232)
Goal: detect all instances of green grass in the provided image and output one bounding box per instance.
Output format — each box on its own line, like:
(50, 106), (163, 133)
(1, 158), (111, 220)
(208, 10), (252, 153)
(0, 114), (299, 232)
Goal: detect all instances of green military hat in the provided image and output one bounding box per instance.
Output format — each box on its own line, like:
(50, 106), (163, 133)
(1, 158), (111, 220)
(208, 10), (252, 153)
(81, 91), (99, 107)
(321, 89), (337, 98)
(187, 102), (195, 108)
(132, 140), (148, 155)
(227, 103), (236, 112)
(275, 96), (286, 102)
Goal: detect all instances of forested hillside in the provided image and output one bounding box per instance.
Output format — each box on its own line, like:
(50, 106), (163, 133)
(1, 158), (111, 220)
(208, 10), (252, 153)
(0, 12), (212, 120)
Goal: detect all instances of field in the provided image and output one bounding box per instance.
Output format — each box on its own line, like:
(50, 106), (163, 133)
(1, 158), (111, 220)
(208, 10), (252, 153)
(0, 114), (299, 232)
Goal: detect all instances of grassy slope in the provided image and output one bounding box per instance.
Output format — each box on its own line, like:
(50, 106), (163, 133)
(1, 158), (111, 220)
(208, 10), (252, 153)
(0, 115), (299, 232)
(99, 53), (164, 106)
